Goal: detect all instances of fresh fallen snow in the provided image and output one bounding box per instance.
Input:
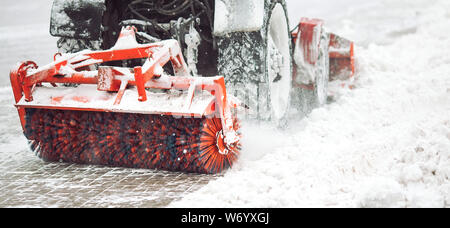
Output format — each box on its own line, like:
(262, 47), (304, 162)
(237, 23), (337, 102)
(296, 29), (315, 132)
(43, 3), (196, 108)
(171, 0), (450, 208)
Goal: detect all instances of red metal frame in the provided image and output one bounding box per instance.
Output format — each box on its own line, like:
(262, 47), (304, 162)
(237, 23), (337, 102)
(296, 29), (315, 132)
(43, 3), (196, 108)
(291, 18), (355, 90)
(10, 26), (239, 148)
(329, 33), (355, 80)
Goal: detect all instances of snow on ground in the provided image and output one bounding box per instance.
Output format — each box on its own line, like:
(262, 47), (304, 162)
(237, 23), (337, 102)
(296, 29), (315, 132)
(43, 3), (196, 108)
(171, 0), (450, 208)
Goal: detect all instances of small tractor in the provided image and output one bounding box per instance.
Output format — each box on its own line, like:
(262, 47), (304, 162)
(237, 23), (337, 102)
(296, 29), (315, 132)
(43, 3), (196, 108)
(10, 0), (354, 173)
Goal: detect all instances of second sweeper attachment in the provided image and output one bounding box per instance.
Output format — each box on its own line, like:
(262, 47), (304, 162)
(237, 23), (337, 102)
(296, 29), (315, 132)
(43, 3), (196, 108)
(10, 27), (241, 174)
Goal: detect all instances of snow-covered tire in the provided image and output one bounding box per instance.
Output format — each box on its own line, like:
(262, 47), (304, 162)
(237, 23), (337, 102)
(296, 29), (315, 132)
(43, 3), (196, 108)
(217, 0), (293, 125)
(292, 29), (330, 118)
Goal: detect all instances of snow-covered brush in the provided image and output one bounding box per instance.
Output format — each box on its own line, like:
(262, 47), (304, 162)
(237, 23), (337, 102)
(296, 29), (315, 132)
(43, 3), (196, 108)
(10, 26), (241, 174)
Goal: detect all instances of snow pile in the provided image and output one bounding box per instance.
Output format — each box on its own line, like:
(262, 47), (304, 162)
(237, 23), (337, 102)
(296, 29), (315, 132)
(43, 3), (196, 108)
(171, 0), (450, 208)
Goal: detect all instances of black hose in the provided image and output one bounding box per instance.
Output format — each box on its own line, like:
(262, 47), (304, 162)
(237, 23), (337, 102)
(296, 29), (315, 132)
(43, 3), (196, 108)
(125, 0), (215, 44)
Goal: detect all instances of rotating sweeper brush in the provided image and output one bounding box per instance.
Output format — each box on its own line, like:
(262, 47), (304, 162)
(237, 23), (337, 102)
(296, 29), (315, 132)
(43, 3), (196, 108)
(10, 27), (241, 174)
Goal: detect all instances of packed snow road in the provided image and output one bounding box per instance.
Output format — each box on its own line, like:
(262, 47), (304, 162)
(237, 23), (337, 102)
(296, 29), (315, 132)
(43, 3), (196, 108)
(0, 0), (449, 208)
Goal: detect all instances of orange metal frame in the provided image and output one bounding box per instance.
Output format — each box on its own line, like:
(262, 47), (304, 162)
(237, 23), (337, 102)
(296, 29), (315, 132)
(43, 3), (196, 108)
(10, 26), (239, 147)
(291, 18), (325, 90)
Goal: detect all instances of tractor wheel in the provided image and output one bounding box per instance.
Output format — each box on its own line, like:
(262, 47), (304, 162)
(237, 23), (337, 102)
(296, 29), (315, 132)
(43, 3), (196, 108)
(217, 0), (293, 126)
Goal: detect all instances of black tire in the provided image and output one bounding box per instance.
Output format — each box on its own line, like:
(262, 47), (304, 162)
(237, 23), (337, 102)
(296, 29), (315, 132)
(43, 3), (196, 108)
(56, 38), (100, 87)
(291, 29), (330, 118)
(216, 0), (293, 125)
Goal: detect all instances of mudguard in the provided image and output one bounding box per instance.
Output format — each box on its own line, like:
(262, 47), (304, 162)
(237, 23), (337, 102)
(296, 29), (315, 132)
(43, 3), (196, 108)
(213, 0), (265, 36)
(50, 0), (106, 40)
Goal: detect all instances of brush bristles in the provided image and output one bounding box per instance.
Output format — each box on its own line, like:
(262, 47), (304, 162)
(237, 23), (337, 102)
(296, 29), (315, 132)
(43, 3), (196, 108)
(24, 109), (240, 174)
